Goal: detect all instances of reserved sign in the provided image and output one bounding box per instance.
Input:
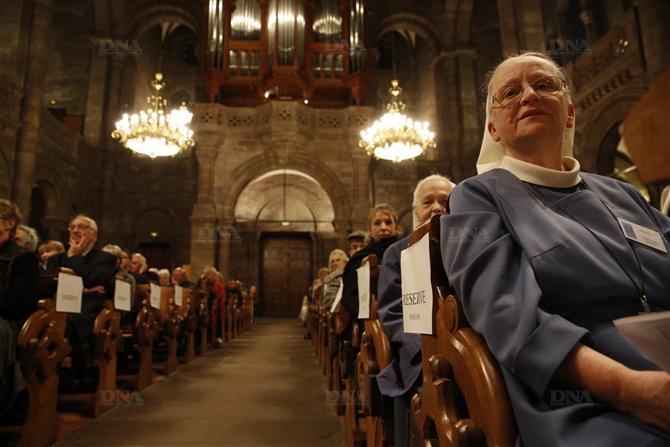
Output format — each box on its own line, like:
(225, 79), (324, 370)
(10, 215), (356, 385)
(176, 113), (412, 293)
(357, 262), (371, 319)
(400, 233), (433, 334)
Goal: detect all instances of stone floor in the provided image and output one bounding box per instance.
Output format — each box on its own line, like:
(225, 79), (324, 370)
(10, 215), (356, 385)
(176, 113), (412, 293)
(55, 318), (345, 446)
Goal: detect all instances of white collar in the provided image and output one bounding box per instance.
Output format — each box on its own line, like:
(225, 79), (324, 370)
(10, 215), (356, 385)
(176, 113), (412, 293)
(498, 155), (582, 187)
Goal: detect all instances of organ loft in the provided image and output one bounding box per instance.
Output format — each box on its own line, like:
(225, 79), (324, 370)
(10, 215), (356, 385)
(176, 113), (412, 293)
(0, 0), (668, 446)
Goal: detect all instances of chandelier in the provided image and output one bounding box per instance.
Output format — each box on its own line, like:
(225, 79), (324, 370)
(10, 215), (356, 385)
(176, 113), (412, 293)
(359, 79), (436, 162)
(111, 72), (195, 158)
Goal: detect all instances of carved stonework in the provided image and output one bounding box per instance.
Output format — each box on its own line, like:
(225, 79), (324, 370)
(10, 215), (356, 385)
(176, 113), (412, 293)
(566, 10), (645, 113)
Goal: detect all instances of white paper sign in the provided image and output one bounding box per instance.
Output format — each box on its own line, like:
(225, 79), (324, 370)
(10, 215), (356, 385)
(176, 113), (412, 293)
(330, 280), (344, 313)
(174, 285), (183, 306)
(614, 311), (670, 373)
(357, 263), (371, 319)
(400, 233), (434, 334)
(55, 273), (83, 314)
(114, 280), (132, 311)
(150, 284), (162, 309)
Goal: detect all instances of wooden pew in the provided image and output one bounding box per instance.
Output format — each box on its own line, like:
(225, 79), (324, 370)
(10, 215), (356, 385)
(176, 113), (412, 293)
(356, 254), (392, 447)
(3, 299), (71, 447)
(209, 292), (219, 348)
(193, 290), (209, 355)
(149, 286), (179, 375)
(225, 291), (234, 341)
(175, 287), (197, 364)
(341, 317), (365, 446)
(410, 216), (517, 446)
(58, 298), (121, 417)
(117, 285), (158, 390)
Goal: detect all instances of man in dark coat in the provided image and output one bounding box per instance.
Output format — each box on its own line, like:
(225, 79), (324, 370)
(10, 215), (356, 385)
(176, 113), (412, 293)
(48, 214), (117, 384)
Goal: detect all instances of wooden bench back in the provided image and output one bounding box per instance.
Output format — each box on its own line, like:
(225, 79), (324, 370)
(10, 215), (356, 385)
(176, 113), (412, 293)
(16, 299), (71, 447)
(411, 215), (517, 446)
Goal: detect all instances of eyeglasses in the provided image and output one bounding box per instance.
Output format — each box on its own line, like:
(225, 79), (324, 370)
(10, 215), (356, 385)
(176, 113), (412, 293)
(68, 223), (93, 231)
(492, 75), (567, 107)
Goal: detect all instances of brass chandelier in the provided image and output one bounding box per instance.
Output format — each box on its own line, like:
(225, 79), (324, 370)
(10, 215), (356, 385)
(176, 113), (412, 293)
(111, 72), (194, 158)
(359, 79), (436, 162)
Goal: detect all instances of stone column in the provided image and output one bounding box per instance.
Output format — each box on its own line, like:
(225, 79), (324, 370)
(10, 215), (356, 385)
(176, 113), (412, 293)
(83, 38), (110, 146)
(12, 0), (54, 216)
(217, 218), (234, 280)
(332, 218), (350, 250)
(456, 49), (481, 179)
(106, 53), (127, 149)
(634, 0), (670, 82)
(189, 144), (219, 277)
(190, 214), (217, 279)
(433, 52), (462, 179)
(496, 0), (545, 53)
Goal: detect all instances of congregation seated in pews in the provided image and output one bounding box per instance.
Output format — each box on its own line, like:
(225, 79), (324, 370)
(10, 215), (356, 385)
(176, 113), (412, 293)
(308, 161), (670, 446)
(306, 51), (670, 447)
(0, 202), (256, 446)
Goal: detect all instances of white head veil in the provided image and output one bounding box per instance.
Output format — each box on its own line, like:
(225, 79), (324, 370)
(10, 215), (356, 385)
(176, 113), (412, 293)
(476, 54), (577, 177)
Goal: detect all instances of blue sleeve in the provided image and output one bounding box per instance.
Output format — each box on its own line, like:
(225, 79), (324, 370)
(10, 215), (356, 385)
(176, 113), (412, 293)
(440, 180), (589, 397)
(377, 243), (403, 343)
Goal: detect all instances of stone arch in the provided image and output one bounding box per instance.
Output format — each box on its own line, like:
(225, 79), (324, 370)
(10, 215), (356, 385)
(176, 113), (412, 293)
(214, 151), (352, 226)
(132, 208), (178, 241)
(34, 180), (61, 217)
(575, 87), (648, 172)
(128, 5), (198, 40)
(234, 169), (336, 232)
(397, 206), (413, 236)
(375, 13), (443, 51)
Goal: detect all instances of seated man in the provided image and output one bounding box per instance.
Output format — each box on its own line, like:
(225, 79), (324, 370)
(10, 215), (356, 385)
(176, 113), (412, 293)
(171, 267), (193, 288)
(128, 253), (152, 284)
(321, 249), (348, 309)
(346, 231), (366, 258)
(376, 174), (453, 447)
(48, 214), (117, 387)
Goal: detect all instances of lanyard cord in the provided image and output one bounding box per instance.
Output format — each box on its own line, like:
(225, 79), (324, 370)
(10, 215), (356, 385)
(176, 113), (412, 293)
(527, 184), (651, 313)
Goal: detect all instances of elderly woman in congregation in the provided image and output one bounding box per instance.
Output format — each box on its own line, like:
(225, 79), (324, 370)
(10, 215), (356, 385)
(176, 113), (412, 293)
(441, 52), (670, 446)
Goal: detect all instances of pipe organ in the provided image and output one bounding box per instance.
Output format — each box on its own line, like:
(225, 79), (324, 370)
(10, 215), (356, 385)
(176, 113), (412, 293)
(201, 0), (369, 107)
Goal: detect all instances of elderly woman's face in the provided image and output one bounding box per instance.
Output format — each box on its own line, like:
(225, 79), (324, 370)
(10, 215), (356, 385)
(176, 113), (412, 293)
(414, 178), (452, 226)
(370, 211), (397, 241)
(488, 57), (573, 151)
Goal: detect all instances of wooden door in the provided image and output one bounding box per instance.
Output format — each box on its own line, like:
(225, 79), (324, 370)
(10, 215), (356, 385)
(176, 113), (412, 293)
(261, 235), (312, 317)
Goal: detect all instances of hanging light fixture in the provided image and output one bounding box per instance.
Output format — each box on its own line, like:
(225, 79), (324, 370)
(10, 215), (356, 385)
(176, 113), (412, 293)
(359, 79), (436, 162)
(112, 73), (195, 158)
(111, 20), (195, 158)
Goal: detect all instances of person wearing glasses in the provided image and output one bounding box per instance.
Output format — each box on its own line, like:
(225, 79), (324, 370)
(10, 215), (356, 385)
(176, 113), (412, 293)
(441, 52), (670, 445)
(49, 214), (117, 391)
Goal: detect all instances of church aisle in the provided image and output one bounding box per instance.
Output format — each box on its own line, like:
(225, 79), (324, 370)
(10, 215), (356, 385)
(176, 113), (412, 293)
(56, 318), (345, 446)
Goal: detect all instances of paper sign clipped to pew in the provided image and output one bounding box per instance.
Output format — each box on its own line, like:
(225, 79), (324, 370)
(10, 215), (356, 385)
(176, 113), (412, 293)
(400, 233), (433, 334)
(55, 272), (83, 314)
(613, 311), (670, 373)
(114, 279), (132, 312)
(174, 285), (183, 306)
(357, 263), (371, 319)
(330, 279), (343, 313)
(150, 283), (162, 309)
